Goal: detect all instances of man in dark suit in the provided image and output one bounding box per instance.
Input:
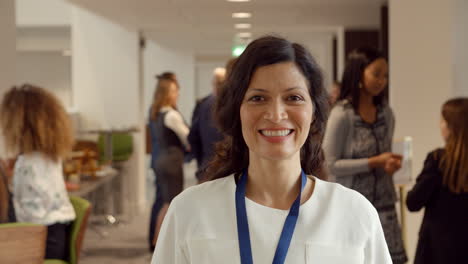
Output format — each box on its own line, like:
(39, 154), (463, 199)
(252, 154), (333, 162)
(188, 68), (225, 182)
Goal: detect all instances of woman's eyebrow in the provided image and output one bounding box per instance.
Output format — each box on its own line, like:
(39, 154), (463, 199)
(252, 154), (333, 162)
(247, 87), (304, 93)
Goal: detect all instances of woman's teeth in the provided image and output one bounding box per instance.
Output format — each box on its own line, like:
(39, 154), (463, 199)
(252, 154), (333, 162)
(260, 129), (292, 137)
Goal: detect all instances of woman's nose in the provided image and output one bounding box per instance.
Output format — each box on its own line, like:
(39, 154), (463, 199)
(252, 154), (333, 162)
(263, 100), (288, 122)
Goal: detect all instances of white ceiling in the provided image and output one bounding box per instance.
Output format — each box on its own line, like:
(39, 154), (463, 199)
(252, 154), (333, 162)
(67, 0), (385, 56)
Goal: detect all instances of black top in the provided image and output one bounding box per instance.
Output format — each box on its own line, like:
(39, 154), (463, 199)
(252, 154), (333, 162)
(188, 94), (223, 179)
(154, 111), (184, 153)
(406, 149), (468, 264)
(0, 163), (16, 223)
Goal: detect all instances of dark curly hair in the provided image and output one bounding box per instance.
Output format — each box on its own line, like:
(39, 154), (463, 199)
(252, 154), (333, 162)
(206, 35), (330, 181)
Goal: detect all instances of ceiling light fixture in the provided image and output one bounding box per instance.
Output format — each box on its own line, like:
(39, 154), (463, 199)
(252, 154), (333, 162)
(232, 12), (252, 19)
(227, 0), (250, 2)
(238, 32), (252, 38)
(235, 23), (251, 29)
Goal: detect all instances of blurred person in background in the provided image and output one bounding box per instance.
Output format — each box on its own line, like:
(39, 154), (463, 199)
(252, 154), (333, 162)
(188, 67), (226, 182)
(406, 97), (468, 264)
(148, 71), (180, 251)
(328, 81), (341, 106)
(148, 75), (189, 250)
(323, 47), (407, 263)
(0, 84), (76, 261)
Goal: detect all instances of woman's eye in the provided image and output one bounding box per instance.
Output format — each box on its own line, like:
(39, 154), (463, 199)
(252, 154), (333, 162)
(248, 95), (264, 102)
(287, 95), (304, 101)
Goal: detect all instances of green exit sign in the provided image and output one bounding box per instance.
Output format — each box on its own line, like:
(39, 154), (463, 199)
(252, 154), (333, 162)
(232, 45), (246, 57)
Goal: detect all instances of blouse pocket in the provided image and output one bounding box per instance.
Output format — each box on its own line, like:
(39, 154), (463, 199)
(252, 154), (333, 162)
(306, 243), (364, 264)
(187, 239), (239, 264)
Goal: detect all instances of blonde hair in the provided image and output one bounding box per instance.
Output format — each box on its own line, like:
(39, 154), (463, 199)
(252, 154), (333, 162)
(440, 97), (468, 193)
(0, 84), (74, 162)
(150, 78), (178, 120)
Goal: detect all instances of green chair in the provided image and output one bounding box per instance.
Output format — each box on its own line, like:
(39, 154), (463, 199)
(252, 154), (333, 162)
(44, 196), (92, 264)
(97, 132), (133, 163)
(0, 222), (47, 264)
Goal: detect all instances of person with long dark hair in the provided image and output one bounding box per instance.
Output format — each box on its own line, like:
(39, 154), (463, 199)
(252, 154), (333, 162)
(151, 36), (392, 263)
(406, 98), (468, 264)
(323, 47), (407, 263)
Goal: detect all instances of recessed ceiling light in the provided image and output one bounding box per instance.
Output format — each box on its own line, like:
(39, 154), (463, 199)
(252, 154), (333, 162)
(238, 32), (252, 38)
(232, 12), (252, 19)
(235, 23), (252, 29)
(227, 0), (250, 2)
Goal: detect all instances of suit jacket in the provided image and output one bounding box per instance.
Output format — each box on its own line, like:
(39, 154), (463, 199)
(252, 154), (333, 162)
(188, 94), (223, 180)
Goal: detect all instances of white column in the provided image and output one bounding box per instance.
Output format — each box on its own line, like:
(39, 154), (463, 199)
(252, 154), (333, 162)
(390, 0), (465, 262)
(0, 0), (16, 156)
(71, 6), (145, 214)
(452, 0), (468, 97)
(0, 0), (16, 96)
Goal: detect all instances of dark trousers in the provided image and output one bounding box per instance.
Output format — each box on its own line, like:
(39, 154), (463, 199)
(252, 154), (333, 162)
(46, 222), (71, 260)
(148, 168), (164, 251)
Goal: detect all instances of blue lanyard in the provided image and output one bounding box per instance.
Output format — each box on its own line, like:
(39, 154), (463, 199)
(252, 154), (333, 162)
(235, 169), (307, 264)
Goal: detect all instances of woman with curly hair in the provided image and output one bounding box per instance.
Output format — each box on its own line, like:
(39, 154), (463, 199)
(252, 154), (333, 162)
(0, 84), (76, 261)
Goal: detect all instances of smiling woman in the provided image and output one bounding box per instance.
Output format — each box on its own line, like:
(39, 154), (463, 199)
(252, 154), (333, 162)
(240, 62), (314, 162)
(151, 36), (393, 264)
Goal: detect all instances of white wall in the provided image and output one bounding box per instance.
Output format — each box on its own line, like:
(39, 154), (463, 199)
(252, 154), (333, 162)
(0, 0), (17, 157)
(71, 5), (145, 213)
(16, 27), (70, 52)
(303, 36), (334, 91)
(143, 40), (195, 123)
(452, 0), (468, 97)
(16, 51), (72, 107)
(195, 60), (226, 100)
(72, 7), (139, 130)
(390, 1), (455, 263)
(16, 0), (70, 26)
(0, 0), (16, 96)
(194, 30), (341, 102)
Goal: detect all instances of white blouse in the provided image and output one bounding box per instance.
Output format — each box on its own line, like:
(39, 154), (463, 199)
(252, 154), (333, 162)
(151, 175), (392, 264)
(13, 152), (75, 225)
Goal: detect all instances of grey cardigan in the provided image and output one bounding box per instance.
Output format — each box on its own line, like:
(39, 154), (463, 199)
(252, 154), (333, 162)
(323, 100), (395, 187)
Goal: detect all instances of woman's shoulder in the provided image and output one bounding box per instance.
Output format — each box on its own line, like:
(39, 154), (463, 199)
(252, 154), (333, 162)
(170, 176), (234, 210)
(333, 100), (353, 112)
(163, 107), (184, 121)
(16, 152), (55, 167)
(380, 103), (394, 117)
(424, 148), (445, 168)
(429, 148), (445, 159)
(329, 100), (353, 121)
(315, 178), (378, 217)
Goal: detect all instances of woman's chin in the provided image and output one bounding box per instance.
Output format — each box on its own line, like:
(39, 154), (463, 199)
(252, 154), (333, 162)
(256, 150), (297, 162)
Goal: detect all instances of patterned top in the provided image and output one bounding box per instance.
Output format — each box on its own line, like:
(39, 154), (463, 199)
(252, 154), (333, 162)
(323, 100), (397, 208)
(348, 105), (397, 208)
(324, 101), (407, 263)
(13, 152), (75, 225)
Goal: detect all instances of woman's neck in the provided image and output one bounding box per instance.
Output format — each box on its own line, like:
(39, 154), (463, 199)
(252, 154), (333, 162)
(245, 153), (303, 210)
(359, 90), (374, 108)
